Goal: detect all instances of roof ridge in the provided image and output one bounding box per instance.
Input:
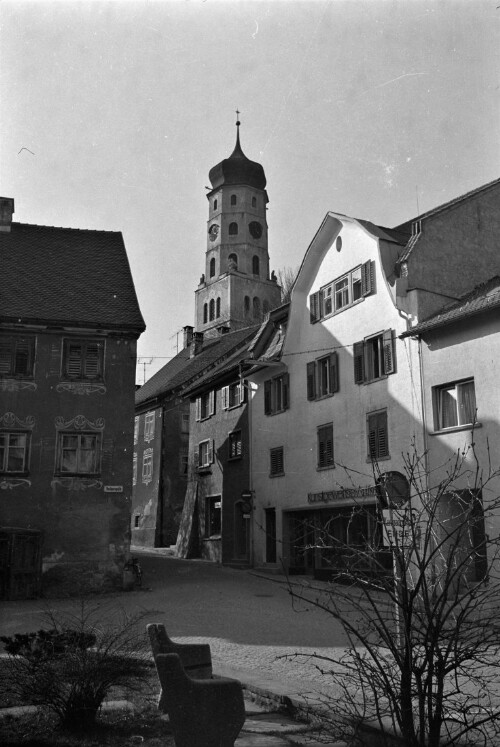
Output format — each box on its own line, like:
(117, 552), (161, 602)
(395, 177), (500, 230)
(11, 221), (121, 235)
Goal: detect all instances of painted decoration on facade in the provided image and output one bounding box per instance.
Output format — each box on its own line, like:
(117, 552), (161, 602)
(1, 412), (35, 429)
(55, 381), (107, 395)
(144, 412), (155, 443)
(51, 476), (104, 490)
(0, 477), (31, 490)
(142, 448), (153, 485)
(0, 379), (37, 392)
(54, 414), (105, 431)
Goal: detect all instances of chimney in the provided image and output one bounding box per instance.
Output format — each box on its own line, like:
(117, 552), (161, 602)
(183, 326), (194, 349)
(190, 332), (204, 358)
(0, 197), (15, 233)
(216, 325), (230, 336)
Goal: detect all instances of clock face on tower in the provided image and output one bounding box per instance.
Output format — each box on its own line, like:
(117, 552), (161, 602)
(249, 221), (263, 239)
(208, 224), (219, 241)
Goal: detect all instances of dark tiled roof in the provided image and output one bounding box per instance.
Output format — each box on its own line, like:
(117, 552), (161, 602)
(135, 325), (259, 406)
(401, 276), (500, 337)
(0, 222), (145, 332)
(356, 219), (409, 245)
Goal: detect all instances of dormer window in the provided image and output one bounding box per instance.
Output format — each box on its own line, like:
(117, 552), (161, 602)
(230, 194), (237, 206)
(229, 222), (238, 236)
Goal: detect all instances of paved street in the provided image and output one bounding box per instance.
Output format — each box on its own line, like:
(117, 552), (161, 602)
(1, 551), (352, 708)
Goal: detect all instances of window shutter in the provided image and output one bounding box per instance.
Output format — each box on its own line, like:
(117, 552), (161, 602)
(237, 381), (246, 405)
(361, 260), (375, 296)
(282, 373), (290, 410)
(221, 386), (229, 410)
(14, 339), (31, 376)
(353, 342), (365, 384)
(382, 329), (395, 375)
(310, 292), (319, 323)
(306, 362), (316, 400)
(84, 343), (101, 378)
(367, 413), (377, 459)
(209, 390), (215, 416)
(329, 352), (339, 394)
(49, 342), (62, 376)
(0, 339), (12, 374)
(208, 439), (214, 464)
(377, 412), (389, 457)
(318, 425), (334, 467)
(195, 397), (202, 421)
(264, 380), (272, 415)
(194, 449), (200, 467)
(67, 343), (82, 377)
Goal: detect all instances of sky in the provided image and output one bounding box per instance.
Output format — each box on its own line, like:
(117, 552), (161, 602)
(1, 0), (499, 384)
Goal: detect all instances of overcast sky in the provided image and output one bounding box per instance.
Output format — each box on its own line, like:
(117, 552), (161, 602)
(1, 0), (499, 383)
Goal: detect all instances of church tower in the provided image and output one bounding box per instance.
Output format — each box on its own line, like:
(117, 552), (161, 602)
(195, 118), (281, 335)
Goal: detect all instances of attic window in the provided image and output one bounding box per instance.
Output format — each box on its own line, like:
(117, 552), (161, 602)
(63, 340), (104, 380)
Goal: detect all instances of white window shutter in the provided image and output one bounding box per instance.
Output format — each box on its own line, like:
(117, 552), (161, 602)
(195, 398), (201, 421)
(237, 381), (246, 405)
(221, 386), (229, 410)
(209, 390), (215, 416)
(208, 439), (214, 464)
(382, 330), (395, 375)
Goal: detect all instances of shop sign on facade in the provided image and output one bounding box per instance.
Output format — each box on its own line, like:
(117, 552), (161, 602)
(382, 507), (419, 548)
(307, 486), (378, 504)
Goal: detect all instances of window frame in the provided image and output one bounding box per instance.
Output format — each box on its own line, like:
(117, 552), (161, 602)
(221, 381), (245, 410)
(0, 335), (36, 379)
(56, 431), (101, 476)
(0, 431), (30, 474)
(197, 439), (214, 469)
(269, 446), (284, 477)
(317, 422), (334, 470)
(264, 373), (290, 416)
(307, 352), (338, 401)
(228, 430), (242, 460)
(367, 409), (389, 461)
(310, 260), (375, 323)
(62, 339), (104, 381)
(353, 329), (396, 384)
(433, 378), (477, 431)
(196, 390), (215, 421)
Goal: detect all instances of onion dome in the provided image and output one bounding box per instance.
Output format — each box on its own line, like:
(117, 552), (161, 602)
(208, 120), (266, 191)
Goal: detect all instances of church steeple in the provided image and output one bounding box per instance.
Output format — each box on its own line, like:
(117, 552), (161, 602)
(195, 118), (281, 336)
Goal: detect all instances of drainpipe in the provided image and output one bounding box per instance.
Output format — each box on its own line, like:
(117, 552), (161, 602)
(418, 336), (430, 493)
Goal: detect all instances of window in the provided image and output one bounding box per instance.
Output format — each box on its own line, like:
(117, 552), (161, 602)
(367, 410), (389, 460)
(132, 453), (137, 485)
(209, 299), (215, 321)
(0, 336), (35, 377)
(197, 439), (214, 469)
(265, 508), (277, 563)
(134, 515), (140, 528)
(63, 339), (104, 380)
(244, 296), (250, 315)
(209, 258), (216, 278)
(134, 417), (139, 445)
(317, 423), (334, 469)
(252, 196), (257, 207)
(310, 261), (374, 323)
(205, 495), (222, 537)
(252, 255), (260, 276)
(195, 390), (215, 421)
(142, 448), (153, 485)
(228, 252), (238, 269)
(213, 199), (218, 211)
(253, 297), (260, 318)
(434, 379), (476, 431)
(203, 303), (208, 323)
(57, 432), (100, 475)
(228, 430), (242, 460)
(180, 447), (189, 475)
(230, 194), (237, 205)
(264, 373), (290, 415)
(0, 432), (30, 473)
(222, 382), (245, 410)
(307, 352), (338, 400)
(144, 411), (155, 443)
(270, 446), (284, 476)
(353, 330), (396, 384)
(180, 410), (190, 433)
(216, 297), (221, 318)
(229, 222), (238, 236)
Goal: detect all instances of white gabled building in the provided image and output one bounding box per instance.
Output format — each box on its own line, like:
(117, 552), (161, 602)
(247, 178), (500, 580)
(248, 212), (421, 579)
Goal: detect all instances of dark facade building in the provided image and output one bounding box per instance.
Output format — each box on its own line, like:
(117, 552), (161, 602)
(0, 198), (145, 598)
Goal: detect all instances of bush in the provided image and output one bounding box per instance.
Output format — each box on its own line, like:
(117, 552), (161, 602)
(0, 602), (151, 732)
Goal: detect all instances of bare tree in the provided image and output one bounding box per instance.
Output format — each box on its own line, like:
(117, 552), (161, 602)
(282, 442), (500, 746)
(276, 266), (299, 304)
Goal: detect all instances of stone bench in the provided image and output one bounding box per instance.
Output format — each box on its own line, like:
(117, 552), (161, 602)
(155, 652), (245, 747)
(147, 622), (213, 680)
